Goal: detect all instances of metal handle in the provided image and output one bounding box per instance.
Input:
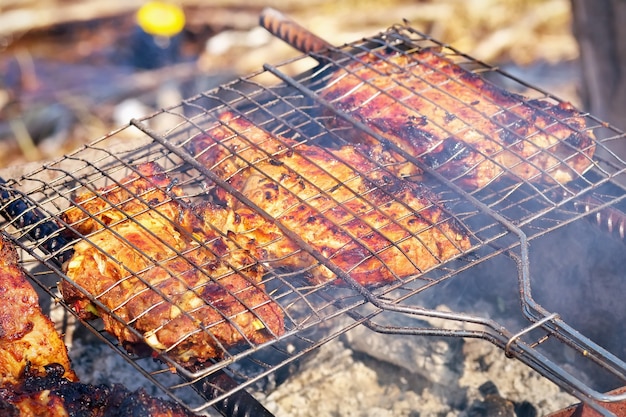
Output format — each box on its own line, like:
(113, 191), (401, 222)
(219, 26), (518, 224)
(259, 7), (334, 57)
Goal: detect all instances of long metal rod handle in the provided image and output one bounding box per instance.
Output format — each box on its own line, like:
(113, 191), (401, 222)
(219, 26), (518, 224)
(259, 7), (334, 57)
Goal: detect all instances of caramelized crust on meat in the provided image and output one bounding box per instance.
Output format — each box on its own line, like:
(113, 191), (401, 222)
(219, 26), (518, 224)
(320, 48), (595, 189)
(187, 112), (471, 286)
(0, 235), (76, 384)
(61, 163), (284, 365)
(0, 364), (199, 417)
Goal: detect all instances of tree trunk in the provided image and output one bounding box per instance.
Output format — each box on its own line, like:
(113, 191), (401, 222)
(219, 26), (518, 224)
(571, 0), (626, 127)
(571, 0), (626, 166)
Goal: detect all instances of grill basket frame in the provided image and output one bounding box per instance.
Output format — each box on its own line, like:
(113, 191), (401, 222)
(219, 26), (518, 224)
(1, 21), (626, 416)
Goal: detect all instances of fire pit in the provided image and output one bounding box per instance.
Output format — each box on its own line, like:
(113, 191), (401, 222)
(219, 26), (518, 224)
(2, 9), (626, 417)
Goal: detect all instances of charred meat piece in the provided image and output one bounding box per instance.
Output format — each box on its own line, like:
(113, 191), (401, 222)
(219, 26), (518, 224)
(320, 47), (595, 189)
(0, 235), (77, 384)
(0, 364), (199, 417)
(187, 112), (471, 287)
(61, 162), (284, 365)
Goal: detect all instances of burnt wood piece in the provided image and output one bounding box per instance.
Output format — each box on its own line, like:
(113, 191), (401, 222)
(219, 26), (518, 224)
(0, 363), (199, 417)
(0, 177), (73, 264)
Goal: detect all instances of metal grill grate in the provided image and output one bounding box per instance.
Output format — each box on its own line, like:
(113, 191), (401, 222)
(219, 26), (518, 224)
(2, 15), (626, 416)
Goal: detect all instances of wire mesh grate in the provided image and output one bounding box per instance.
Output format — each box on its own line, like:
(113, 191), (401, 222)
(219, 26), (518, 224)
(1, 20), (626, 416)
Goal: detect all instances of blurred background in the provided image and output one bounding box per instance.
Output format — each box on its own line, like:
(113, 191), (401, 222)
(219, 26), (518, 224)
(0, 0), (623, 168)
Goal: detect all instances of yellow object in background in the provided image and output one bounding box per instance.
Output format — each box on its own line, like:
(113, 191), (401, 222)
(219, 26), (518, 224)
(136, 2), (186, 38)
(131, 1), (186, 69)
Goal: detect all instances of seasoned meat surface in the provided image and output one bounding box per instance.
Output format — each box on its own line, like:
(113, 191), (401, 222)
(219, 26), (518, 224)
(0, 364), (199, 417)
(320, 48), (596, 189)
(0, 238), (201, 416)
(0, 235), (76, 384)
(61, 162), (284, 365)
(187, 112), (471, 287)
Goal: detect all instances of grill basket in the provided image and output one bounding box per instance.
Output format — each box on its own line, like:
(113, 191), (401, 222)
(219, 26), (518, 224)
(2, 17), (626, 417)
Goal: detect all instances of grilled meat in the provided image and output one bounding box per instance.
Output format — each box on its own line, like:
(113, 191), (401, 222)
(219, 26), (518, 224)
(0, 236), (201, 416)
(0, 235), (77, 384)
(61, 162), (284, 365)
(187, 112), (471, 287)
(320, 47), (596, 189)
(0, 363), (199, 417)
